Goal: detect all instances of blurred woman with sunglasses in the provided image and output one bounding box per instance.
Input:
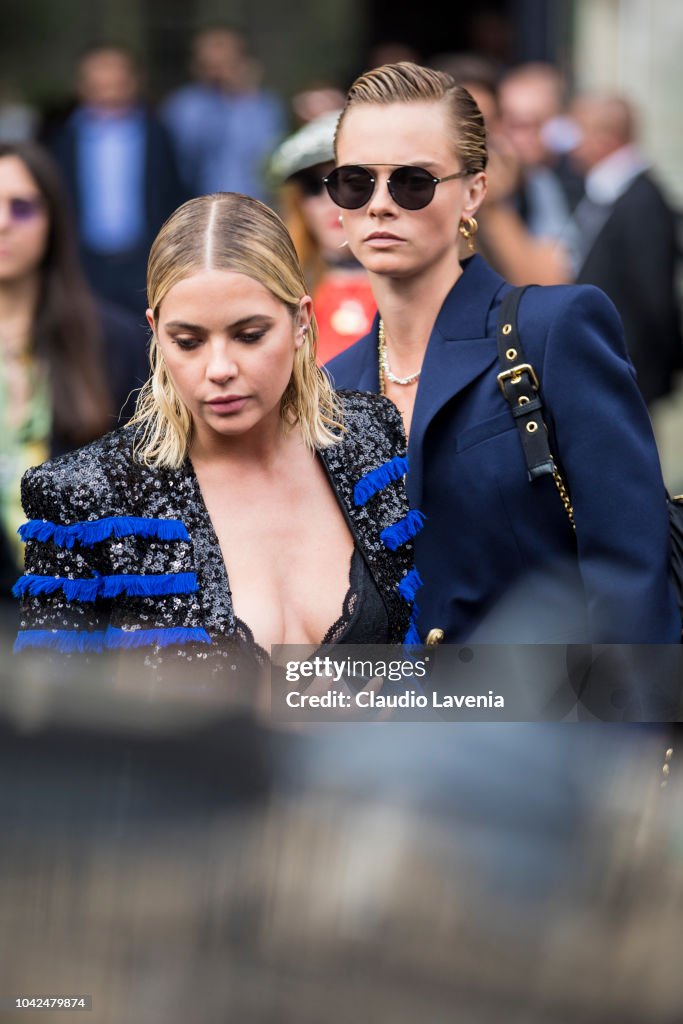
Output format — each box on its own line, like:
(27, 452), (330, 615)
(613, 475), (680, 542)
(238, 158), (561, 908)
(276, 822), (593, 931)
(0, 141), (147, 600)
(269, 112), (376, 365)
(326, 63), (679, 644)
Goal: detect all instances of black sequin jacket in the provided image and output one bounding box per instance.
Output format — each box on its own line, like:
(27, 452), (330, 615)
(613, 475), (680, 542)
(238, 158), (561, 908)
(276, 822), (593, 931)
(14, 391), (424, 659)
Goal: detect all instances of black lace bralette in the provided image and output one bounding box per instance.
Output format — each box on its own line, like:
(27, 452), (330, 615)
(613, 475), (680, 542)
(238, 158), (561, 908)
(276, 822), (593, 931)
(232, 547), (390, 662)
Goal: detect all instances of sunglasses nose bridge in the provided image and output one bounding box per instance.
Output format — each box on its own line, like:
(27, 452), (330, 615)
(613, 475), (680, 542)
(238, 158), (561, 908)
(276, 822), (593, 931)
(368, 169), (401, 211)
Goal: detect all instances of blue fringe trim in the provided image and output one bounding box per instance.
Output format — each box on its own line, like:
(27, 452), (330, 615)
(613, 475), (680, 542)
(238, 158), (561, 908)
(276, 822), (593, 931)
(18, 516), (190, 549)
(403, 598), (423, 647)
(14, 629), (106, 654)
(103, 626), (211, 649)
(397, 567), (423, 603)
(354, 455), (409, 507)
(380, 509), (426, 551)
(14, 625), (212, 653)
(403, 619), (423, 645)
(12, 572), (198, 602)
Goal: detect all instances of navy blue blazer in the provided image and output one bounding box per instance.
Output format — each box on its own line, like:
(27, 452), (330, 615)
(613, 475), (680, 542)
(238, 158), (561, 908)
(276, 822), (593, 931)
(326, 255), (680, 643)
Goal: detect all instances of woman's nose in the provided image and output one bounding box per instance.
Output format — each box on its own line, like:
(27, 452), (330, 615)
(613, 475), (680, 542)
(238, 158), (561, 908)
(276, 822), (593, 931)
(206, 341), (239, 381)
(366, 172), (397, 215)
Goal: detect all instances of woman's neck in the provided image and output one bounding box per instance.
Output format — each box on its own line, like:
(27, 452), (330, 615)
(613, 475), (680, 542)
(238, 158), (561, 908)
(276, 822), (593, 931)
(190, 414), (302, 475)
(0, 274), (41, 346)
(370, 258), (463, 358)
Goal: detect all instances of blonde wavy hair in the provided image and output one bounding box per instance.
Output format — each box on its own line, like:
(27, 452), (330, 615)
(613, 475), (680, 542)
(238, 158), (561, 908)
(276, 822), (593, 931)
(131, 192), (344, 468)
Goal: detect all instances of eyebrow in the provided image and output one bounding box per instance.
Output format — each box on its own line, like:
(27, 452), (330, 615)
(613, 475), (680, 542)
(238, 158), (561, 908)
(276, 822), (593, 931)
(164, 315), (275, 331)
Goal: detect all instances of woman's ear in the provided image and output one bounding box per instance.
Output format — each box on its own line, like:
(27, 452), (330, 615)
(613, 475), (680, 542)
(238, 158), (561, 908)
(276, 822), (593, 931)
(295, 295), (314, 349)
(145, 308), (155, 333)
(461, 171), (488, 218)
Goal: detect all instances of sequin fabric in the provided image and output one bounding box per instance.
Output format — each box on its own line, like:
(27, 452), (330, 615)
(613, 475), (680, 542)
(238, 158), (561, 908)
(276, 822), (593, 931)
(16, 390), (414, 670)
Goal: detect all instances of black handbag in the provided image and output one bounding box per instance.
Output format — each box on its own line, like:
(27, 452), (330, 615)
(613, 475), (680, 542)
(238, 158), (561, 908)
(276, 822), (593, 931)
(496, 285), (683, 623)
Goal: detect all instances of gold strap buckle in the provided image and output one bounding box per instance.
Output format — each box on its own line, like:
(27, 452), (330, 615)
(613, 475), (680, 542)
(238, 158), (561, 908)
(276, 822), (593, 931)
(497, 363), (539, 396)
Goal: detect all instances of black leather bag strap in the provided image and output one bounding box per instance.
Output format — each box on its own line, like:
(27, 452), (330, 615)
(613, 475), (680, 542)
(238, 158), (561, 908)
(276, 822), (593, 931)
(496, 286), (555, 480)
(496, 286), (576, 529)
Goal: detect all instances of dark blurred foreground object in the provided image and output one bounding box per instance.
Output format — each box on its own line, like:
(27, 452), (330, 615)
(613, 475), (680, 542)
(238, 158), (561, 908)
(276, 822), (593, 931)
(569, 93), (682, 405)
(49, 44), (185, 316)
(0, 630), (681, 1024)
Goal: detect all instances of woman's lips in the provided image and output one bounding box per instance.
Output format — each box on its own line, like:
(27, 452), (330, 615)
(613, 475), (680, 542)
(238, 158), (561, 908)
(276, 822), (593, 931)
(363, 232), (405, 247)
(206, 396), (249, 414)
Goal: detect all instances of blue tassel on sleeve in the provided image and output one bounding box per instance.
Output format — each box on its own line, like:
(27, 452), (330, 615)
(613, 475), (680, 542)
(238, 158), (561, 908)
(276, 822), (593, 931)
(14, 625), (212, 653)
(398, 567), (423, 603)
(403, 618), (423, 646)
(353, 455), (409, 507)
(18, 516), (190, 549)
(14, 629), (106, 654)
(380, 509), (426, 551)
(13, 572), (198, 602)
(403, 598), (423, 646)
(100, 573), (198, 598)
(103, 626), (211, 649)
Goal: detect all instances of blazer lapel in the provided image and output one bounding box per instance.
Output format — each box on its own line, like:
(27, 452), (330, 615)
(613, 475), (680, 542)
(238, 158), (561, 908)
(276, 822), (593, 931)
(408, 256), (506, 503)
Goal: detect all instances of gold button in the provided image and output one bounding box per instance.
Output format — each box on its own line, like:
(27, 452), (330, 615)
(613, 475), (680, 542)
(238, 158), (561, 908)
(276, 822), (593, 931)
(502, 324), (512, 335)
(426, 628), (444, 646)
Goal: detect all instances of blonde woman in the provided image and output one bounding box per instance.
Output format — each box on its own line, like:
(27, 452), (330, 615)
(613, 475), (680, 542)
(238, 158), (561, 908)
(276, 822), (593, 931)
(14, 193), (422, 663)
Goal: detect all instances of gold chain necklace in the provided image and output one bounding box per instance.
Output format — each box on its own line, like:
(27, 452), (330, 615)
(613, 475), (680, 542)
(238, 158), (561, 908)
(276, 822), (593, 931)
(378, 319), (421, 393)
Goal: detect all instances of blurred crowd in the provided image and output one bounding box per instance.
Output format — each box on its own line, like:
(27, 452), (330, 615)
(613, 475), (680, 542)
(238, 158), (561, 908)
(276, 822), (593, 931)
(0, 23), (681, 597)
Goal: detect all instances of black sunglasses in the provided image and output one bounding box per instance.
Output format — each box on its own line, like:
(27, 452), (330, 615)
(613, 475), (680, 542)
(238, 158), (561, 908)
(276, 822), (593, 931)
(323, 164), (471, 211)
(288, 166), (332, 198)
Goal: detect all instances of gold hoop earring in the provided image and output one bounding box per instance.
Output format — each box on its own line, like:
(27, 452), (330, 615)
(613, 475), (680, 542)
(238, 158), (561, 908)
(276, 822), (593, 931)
(459, 216), (478, 252)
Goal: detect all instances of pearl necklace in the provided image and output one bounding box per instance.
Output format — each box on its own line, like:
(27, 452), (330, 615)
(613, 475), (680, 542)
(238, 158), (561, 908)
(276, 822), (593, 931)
(378, 319), (421, 392)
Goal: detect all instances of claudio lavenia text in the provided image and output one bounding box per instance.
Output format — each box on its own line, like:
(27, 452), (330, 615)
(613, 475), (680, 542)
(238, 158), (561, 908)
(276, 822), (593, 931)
(285, 689), (505, 709)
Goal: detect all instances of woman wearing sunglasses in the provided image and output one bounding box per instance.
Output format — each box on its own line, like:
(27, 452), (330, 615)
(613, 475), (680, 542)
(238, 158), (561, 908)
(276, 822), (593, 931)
(326, 62), (679, 644)
(0, 142), (147, 603)
(14, 192), (420, 666)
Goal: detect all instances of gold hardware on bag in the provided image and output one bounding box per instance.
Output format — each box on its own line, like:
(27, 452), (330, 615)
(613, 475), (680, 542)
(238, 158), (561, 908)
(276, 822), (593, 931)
(526, 421), (538, 433)
(506, 348), (517, 361)
(552, 465), (575, 531)
(502, 323), (512, 335)
(497, 363), (539, 395)
(518, 395), (530, 406)
(425, 628), (444, 646)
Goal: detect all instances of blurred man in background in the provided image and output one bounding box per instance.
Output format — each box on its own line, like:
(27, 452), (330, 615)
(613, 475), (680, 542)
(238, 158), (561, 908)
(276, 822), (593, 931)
(50, 45), (184, 316)
(498, 62), (583, 238)
(569, 93), (682, 406)
(161, 25), (285, 202)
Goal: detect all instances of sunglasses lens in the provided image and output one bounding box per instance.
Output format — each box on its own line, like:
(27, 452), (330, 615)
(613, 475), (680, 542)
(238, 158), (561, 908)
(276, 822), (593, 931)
(388, 167), (436, 210)
(290, 169), (325, 197)
(10, 197), (43, 221)
(324, 166), (374, 209)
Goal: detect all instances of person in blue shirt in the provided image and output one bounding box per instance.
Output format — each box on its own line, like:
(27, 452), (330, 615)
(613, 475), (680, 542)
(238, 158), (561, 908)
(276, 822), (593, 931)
(50, 45), (185, 315)
(161, 26), (285, 203)
(324, 62), (679, 645)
